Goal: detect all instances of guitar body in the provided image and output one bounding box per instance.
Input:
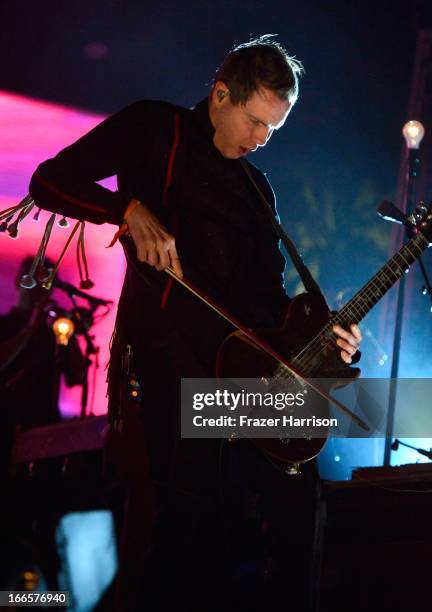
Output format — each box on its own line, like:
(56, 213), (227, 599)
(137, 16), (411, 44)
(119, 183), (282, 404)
(216, 292), (360, 468)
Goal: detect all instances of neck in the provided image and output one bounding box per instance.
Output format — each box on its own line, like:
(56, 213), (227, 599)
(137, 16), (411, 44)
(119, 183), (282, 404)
(208, 96), (217, 131)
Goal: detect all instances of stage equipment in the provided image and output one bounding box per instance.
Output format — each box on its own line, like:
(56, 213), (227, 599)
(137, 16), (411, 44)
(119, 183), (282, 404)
(391, 438), (432, 460)
(142, 198), (432, 472)
(52, 317), (75, 346)
(379, 121), (431, 465)
(322, 462), (432, 610)
(402, 120), (425, 149)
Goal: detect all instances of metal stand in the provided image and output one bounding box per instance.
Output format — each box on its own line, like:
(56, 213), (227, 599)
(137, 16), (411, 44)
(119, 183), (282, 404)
(382, 146), (432, 465)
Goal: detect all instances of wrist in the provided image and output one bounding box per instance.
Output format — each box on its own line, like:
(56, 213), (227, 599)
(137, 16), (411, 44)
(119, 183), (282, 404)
(123, 199), (141, 224)
(106, 199), (141, 249)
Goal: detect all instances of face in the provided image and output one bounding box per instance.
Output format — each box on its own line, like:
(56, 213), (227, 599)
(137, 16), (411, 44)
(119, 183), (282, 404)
(210, 82), (291, 159)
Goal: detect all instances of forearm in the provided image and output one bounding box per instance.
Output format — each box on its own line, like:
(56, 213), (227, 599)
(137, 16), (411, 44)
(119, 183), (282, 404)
(28, 100), (174, 226)
(29, 158), (130, 225)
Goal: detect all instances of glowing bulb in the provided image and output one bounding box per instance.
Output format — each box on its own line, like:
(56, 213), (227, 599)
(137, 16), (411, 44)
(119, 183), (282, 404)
(53, 317), (75, 346)
(402, 120), (425, 149)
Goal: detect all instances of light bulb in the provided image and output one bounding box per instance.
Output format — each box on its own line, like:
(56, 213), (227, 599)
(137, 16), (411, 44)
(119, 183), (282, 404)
(402, 120), (425, 149)
(53, 317), (75, 346)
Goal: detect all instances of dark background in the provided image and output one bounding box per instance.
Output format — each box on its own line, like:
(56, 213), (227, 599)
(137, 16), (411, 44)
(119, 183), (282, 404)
(2, 0), (432, 476)
(1, 0), (427, 292)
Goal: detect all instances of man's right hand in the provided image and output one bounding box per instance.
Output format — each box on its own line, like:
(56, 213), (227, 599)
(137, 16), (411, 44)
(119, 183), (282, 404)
(125, 200), (183, 278)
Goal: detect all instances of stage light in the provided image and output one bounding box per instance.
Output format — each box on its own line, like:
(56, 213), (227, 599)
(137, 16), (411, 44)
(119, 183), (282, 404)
(402, 120), (425, 149)
(56, 510), (117, 611)
(0, 90), (125, 418)
(53, 317), (75, 346)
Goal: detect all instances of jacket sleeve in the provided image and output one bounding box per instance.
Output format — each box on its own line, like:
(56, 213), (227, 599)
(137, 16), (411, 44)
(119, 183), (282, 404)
(29, 100), (174, 226)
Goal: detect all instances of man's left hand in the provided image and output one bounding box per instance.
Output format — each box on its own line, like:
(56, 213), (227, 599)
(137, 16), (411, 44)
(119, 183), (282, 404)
(332, 324), (362, 364)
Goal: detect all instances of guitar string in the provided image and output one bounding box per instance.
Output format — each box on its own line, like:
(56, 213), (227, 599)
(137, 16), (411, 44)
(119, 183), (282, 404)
(276, 236), (427, 383)
(291, 235), (427, 375)
(240, 154), (431, 379)
(292, 236), (426, 375)
(256, 236), (425, 380)
(291, 268), (395, 372)
(287, 233), (428, 377)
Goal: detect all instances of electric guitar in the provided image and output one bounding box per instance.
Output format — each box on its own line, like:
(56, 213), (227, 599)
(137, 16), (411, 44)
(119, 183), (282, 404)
(214, 201), (432, 470)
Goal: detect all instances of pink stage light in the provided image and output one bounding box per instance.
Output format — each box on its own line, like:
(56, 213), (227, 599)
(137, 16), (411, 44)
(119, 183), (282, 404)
(0, 91), (125, 418)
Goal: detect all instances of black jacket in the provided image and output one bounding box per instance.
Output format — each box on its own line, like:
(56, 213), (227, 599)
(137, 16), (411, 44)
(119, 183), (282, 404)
(29, 98), (291, 377)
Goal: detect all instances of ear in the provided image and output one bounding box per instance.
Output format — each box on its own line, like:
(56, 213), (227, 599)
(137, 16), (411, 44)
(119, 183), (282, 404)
(211, 81), (230, 105)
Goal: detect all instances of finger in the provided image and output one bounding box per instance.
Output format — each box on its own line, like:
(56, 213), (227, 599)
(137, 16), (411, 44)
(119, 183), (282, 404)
(336, 338), (357, 356)
(350, 323), (363, 342)
(167, 242), (183, 278)
(135, 243), (147, 262)
(130, 229), (153, 263)
(146, 243), (158, 266)
(332, 324), (350, 340)
(155, 241), (170, 271)
(333, 325), (359, 349)
(340, 349), (352, 364)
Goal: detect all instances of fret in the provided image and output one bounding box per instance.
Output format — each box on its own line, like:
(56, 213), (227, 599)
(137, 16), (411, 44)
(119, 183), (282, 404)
(291, 232), (430, 377)
(397, 251), (411, 268)
(405, 244), (417, 261)
(273, 222), (431, 381)
(384, 263), (401, 281)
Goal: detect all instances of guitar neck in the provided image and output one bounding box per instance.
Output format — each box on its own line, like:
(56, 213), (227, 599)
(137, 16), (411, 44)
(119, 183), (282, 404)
(290, 230), (430, 377)
(337, 231), (429, 327)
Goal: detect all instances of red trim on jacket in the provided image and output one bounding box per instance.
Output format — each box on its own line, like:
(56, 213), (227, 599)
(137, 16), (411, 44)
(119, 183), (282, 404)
(33, 171), (106, 214)
(161, 113), (180, 208)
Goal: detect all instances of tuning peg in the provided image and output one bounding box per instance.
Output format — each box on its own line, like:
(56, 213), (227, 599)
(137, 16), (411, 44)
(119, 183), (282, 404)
(414, 203), (427, 220)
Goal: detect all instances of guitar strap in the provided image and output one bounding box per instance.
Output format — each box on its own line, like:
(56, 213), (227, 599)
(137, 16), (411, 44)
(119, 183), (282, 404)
(161, 110), (324, 299)
(240, 158), (324, 297)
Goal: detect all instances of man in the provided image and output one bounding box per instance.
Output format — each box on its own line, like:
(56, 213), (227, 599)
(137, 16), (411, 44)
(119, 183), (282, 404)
(29, 36), (361, 610)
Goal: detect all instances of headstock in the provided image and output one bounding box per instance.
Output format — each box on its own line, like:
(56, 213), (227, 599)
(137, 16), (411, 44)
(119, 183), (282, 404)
(410, 201), (432, 245)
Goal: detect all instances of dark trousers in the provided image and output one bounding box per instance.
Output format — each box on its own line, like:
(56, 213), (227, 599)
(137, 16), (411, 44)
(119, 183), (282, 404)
(111, 333), (323, 610)
(113, 439), (321, 611)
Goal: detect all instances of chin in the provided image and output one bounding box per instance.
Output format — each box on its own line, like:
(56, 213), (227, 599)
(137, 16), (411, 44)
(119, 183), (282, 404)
(221, 150), (239, 160)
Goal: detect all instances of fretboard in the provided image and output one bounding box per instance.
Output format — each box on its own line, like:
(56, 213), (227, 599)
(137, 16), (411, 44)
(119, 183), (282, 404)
(286, 230), (430, 377)
(336, 231), (429, 327)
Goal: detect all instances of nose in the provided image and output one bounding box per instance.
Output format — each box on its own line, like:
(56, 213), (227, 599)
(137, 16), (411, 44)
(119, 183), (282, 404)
(255, 125), (273, 147)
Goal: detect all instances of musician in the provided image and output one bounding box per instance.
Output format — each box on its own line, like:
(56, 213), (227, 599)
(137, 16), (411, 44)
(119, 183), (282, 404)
(28, 36), (361, 610)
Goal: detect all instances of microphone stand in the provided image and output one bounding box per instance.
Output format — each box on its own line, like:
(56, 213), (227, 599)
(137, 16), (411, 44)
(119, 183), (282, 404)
(69, 294), (98, 419)
(391, 438), (432, 461)
(382, 141), (426, 465)
(54, 282), (111, 418)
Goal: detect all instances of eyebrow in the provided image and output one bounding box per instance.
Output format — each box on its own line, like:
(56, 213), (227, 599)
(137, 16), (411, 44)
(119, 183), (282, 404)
(247, 113), (280, 130)
(248, 113), (267, 126)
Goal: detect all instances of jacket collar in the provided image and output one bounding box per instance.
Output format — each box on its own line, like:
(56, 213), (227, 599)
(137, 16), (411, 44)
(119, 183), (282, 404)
(191, 97), (215, 142)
